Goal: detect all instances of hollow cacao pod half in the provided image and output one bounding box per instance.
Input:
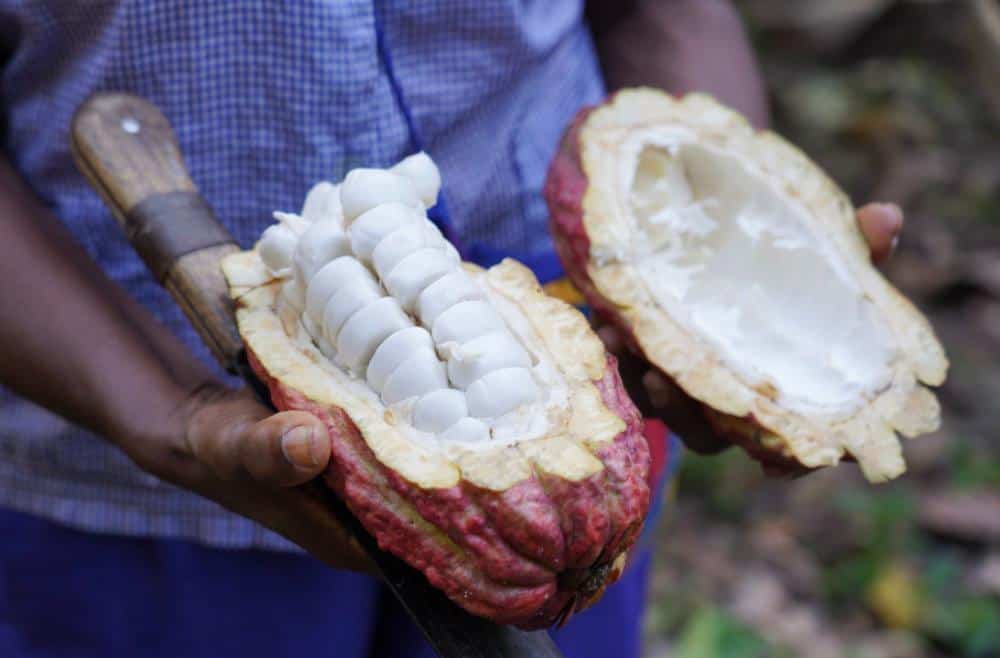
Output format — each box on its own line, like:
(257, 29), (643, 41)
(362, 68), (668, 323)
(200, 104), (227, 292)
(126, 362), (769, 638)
(221, 153), (650, 629)
(545, 88), (948, 483)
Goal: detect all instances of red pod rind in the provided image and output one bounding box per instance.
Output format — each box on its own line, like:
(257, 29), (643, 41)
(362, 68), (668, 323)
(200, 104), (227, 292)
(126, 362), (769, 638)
(227, 254), (651, 629)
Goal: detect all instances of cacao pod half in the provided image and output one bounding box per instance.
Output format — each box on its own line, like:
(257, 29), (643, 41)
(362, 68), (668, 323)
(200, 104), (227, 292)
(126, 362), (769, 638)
(545, 88), (947, 483)
(222, 154), (650, 629)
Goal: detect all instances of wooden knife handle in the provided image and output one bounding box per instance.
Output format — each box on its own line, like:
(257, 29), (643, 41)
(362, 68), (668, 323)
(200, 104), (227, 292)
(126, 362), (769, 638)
(70, 93), (244, 372)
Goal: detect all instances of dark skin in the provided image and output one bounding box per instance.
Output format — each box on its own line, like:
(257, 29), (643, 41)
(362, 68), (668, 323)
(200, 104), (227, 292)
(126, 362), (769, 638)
(0, 156), (371, 570)
(0, 0), (904, 570)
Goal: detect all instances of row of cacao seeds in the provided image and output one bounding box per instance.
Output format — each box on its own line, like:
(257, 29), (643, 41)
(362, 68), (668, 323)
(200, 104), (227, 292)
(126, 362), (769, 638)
(257, 154), (538, 442)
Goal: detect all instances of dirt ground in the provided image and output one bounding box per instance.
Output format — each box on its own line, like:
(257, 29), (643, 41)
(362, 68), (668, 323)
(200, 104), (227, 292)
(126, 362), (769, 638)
(642, 3), (1000, 657)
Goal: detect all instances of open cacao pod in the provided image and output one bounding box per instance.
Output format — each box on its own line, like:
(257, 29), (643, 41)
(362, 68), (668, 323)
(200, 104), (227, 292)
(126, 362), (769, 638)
(545, 88), (948, 483)
(221, 154), (650, 629)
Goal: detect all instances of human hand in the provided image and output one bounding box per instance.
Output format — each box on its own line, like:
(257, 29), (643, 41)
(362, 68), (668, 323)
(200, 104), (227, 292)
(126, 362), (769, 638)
(0, 154), (371, 572)
(599, 202), (904, 454)
(140, 384), (372, 571)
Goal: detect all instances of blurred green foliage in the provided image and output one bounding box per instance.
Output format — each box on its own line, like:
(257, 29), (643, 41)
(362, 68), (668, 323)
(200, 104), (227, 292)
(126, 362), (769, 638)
(822, 487), (919, 609)
(949, 441), (1000, 490)
(675, 607), (778, 658)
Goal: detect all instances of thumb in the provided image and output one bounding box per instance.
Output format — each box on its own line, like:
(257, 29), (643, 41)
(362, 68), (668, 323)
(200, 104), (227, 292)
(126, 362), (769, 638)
(240, 410), (332, 487)
(185, 390), (331, 488)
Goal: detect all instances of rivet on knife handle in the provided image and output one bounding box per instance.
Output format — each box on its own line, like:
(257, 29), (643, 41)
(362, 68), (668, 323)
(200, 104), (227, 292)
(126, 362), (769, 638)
(70, 92), (244, 372)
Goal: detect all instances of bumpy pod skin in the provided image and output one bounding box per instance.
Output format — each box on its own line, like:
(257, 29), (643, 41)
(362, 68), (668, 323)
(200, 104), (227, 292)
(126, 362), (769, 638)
(544, 88), (948, 483)
(223, 254), (650, 630)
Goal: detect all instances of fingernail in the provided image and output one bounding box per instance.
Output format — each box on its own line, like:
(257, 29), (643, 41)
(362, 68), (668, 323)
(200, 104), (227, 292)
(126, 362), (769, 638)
(281, 426), (321, 469)
(880, 203), (903, 231)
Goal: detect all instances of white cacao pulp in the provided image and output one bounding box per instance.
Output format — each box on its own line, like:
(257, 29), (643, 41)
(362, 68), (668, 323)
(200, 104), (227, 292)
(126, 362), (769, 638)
(256, 153), (543, 444)
(626, 136), (895, 419)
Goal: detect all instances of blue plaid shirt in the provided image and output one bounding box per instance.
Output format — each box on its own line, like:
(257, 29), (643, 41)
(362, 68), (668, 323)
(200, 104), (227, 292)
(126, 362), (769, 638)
(0, 1), (607, 549)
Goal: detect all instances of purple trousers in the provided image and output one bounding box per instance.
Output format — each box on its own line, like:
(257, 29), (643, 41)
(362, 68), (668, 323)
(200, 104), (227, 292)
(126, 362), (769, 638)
(0, 507), (652, 658)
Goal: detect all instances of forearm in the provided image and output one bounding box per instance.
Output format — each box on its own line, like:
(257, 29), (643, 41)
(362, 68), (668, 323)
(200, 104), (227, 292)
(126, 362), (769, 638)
(0, 157), (372, 569)
(0, 156), (217, 459)
(590, 0), (770, 128)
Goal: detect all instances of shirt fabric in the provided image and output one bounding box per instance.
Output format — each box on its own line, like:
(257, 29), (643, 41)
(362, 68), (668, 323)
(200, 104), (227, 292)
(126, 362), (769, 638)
(0, 0), (607, 549)
(0, 0), (675, 554)
(0, 5), (684, 655)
